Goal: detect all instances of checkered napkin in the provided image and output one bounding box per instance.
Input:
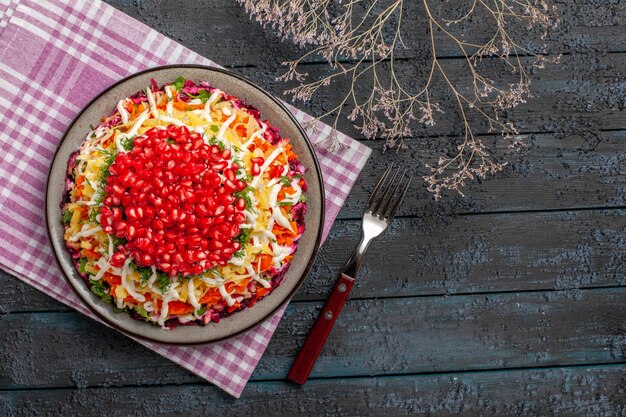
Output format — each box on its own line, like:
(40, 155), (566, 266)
(0, 0), (370, 397)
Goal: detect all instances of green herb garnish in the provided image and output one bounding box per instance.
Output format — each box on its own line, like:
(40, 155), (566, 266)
(89, 279), (112, 304)
(89, 149), (117, 223)
(120, 135), (135, 151)
(235, 227), (253, 247)
(207, 135), (225, 150)
(78, 258), (88, 274)
(131, 262), (153, 286)
(135, 305), (151, 321)
(234, 186), (254, 211)
(158, 272), (171, 294)
(113, 236), (127, 249)
(206, 266), (223, 279)
(63, 209), (72, 225)
(189, 89), (211, 103)
(279, 175), (291, 186)
(195, 306), (207, 316)
(299, 194), (307, 203)
(173, 76), (186, 92)
(210, 125), (219, 133)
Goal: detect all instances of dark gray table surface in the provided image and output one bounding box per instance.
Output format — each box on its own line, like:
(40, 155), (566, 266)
(2, 1), (626, 415)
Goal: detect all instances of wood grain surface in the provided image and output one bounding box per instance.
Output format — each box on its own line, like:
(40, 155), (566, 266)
(1, 0), (625, 415)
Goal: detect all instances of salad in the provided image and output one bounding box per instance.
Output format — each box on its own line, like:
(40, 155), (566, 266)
(63, 77), (307, 329)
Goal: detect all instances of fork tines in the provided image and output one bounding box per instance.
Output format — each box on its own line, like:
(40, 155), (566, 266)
(366, 164), (412, 220)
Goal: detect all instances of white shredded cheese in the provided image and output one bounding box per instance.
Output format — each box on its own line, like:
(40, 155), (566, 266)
(207, 90), (221, 106)
(269, 183), (294, 232)
(121, 259), (145, 303)
(116, 99), (129, 124)
(241, 122), (266, 149)
(92, 257), (110, 281)
(116, 109), (150, 152)
(246, 265), (271, 289)
(201, 99), (213, 123)
(218, 284), (236, 307)
(217, 112), (237, 141)
(187, 279), (201, 310)
(157, 115), (185, 126)
(146, 86), (158, 118)
(68, 224), (101, 241)
(158, 287), (181, 327)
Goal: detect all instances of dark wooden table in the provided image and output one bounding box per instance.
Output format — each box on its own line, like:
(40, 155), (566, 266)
(2, 1), (626, 415)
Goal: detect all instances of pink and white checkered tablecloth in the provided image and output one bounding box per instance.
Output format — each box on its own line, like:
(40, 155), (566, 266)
(0, 0), (370, 397)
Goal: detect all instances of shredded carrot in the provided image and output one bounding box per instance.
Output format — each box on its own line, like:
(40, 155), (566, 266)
(285, 145), (297, 161)
(276, 234), (293, 246)
(225, 278), (251, 294)
(129, 103), (146, 118)
(103, 272), (121, 286)
(199, 288), (221, 304)
(256, 287), (271, 298)
(278, 186), (296, 200)
(235, 124), (247, 138)
(253, 137), (269, 152)
(172, 101), (188, 111)
(167, 301), (194, 315)
(81, 248), (100, 260)
(256, 254), (274, 272)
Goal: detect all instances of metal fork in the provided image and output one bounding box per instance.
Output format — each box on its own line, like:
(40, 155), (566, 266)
(288, 164), (412, 385)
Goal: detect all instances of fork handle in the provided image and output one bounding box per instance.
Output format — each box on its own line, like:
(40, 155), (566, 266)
(287, 273), (355, 385)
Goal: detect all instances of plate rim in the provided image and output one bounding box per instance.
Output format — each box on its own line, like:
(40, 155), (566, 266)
(45, 64), (325, 345)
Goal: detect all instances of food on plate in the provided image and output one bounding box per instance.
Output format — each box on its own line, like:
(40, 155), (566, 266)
(62, 77), (307, 328)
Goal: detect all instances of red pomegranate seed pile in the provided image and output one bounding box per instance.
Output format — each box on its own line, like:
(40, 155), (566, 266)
(100, 124), (248, 276)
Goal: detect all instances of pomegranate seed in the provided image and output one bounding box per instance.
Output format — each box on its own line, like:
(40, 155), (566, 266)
(251, 163), (260, 176)
(110, 251), (126, 268)
(157, 129), (169, 139)
(126, 225), (137, 240)
(115, 220), (128, 234)
(235, 198), (246, 211)
(224, 168), (236, 182)
(167, 125), (180, 138)
(212, 161), (228, 171)
(126, 207), (137, 221)
(188, 235), (202, 247)
(210, 175), (221, 188)
(234, 212), (246, 223)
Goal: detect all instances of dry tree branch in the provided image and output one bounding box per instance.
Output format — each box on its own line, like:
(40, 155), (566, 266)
(237, 0), (559, 199)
